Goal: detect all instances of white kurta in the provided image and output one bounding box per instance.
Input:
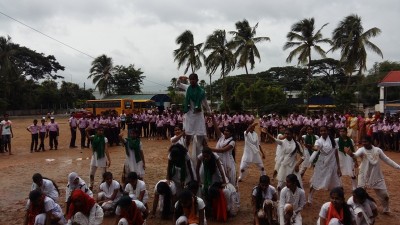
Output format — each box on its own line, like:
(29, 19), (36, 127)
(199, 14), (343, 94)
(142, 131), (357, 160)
(311, 137), (342, 190)
(90, 137), (108, 168)
(274, 134), (285, 171)
(178, 83), (211, 136)
(124, 141), (145, 178)
(279, 187), (306, 225)
(354, 146), (400, 189)
(215, 135), (236, 184)
(241, 131), (263, 164)
(275, 138), (303, 188)
(335, 138), (356, 177)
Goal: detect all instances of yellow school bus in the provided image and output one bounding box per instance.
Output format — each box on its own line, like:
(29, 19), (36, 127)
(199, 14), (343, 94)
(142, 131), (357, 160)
(85, 99), (156, 115)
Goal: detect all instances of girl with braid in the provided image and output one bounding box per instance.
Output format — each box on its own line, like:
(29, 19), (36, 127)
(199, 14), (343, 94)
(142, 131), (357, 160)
(87, 127), (111, 189)
(120, 129), (145, 182)
(308, 126), (342, 205)
(335, 127), (358, 190)
(167, 144), (196, 195)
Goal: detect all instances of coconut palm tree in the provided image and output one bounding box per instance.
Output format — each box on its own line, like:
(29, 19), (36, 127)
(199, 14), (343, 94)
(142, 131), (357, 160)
(173, 30), (205, 74)
(283, 18), (332, 78)
(88, 54), (113, 96)
(331, 14), (383, 88)
(204, 29), (236, 107)
(228, 19), (270, 74)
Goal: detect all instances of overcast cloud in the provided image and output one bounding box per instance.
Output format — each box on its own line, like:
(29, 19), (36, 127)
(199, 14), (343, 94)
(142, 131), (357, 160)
(1, 0), (399, 93)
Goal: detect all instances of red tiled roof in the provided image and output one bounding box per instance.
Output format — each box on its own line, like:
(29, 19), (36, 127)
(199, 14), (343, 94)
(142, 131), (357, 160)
(378, 71), (400, 87)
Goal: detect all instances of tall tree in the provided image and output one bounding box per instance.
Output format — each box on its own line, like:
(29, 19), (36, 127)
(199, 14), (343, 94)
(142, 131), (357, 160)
(331, 14), (383, 88)
(203, 29), (236, 106)
(228, 19), (270, 74)
(88, 54), (113, 96)
(112, 64), (144, 95)
(283, 18), (331, 78)
(173, 30), (205, 74)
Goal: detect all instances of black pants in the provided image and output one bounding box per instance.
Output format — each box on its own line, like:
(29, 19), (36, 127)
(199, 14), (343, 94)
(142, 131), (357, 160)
(142, 122), (149, 138)
(80, 128), (86, 148)
(49, 131), (58, 149)
(70, 127), (77, 147)
(39, 132), (46, 150)
(30, 133), (38, 152)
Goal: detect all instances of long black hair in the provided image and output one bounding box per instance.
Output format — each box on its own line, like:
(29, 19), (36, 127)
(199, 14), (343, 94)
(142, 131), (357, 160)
(286, 174), (302, 189)
(320, 125), (336, 148)
(202, 147), (217, 176)
(330, 187), (353, 225)
(174, 190), (198, 219)
(156, 181), (173, 219)
(32, 173), (60, 195)
(254, 175), (270, 210)
(353, 187), (376, 203)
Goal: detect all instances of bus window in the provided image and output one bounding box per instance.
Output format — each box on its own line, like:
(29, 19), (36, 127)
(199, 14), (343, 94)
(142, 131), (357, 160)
(124, 100), (132, 109)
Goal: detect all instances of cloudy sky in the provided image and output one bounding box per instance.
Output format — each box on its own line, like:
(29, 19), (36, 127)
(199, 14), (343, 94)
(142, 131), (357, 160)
(1, 0), (399, 93)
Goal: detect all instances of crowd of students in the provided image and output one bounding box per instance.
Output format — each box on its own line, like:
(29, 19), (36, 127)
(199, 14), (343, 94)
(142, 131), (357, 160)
(22, 111), (400, 225)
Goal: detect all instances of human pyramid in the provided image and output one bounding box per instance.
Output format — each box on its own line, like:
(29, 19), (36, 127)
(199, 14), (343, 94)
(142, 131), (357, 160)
(13, 73), (400, 225)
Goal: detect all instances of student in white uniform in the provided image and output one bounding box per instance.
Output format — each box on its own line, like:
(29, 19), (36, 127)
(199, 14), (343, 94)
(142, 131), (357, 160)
(278, 174), (306, 225)
(87, 127), (111, 189)
(151, 180), (177, 219)
(252, 175), (278, 225)
(266, 128), (304, 191)
(124, 172), (149, 208)
(177, 74), (211, 164)
(238, 122), (266, 182)
(31, 173), (60, 203)
(335, 127), (358, 190)
(308, 126), (342, 204)
(317, 187), (355, 225)
(347, 187), (377, 225)
(97, 172), (122, 215)
(299, 125), (319, 177)
(66, 172), (93, 211)
(120, 129), (145, 182)
(345, 136), (400, 214)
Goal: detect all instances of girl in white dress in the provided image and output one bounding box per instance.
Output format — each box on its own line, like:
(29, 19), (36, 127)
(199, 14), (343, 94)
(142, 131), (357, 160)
(308, 126), (342, 204)
(335, 127), (358, 190)
(120, 129), (145, 181)
(345, 136), (400, 214)
(272, 125), (286, 180)
(238, 122), (266, 182)
(209, 116), (236, 185)
(266, 128), (304, 191)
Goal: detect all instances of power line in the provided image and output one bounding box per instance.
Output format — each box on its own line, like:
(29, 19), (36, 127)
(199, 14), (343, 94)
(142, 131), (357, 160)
(0, 10), (171, 88)
(0, 10), (95, 59)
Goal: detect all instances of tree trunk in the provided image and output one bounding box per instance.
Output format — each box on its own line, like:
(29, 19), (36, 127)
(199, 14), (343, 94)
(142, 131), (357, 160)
(209, 74), (212, 107)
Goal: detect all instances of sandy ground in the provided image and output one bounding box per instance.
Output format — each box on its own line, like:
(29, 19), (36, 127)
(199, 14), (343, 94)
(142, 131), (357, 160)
(1, 116), (400, 225)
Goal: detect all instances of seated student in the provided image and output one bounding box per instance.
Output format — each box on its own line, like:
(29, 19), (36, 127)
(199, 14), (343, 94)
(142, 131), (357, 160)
(151, 180), (177, 219)
(24, 189), (66, 225)
(124, 172), (149, 208)
(207, 181), (240, 222)
(252, 175), (278, 225)
(347, 188), (377, 225)
(279, 174), (305, 225)
(66, 172), (93, 210)
(67, 189), (104, 225)
(114, 195), (145, 225)
(97, 172), (123, 215)
(317, 187), (355, 225)
(174, 190), (206, 225)
(31, 173), (60, 203)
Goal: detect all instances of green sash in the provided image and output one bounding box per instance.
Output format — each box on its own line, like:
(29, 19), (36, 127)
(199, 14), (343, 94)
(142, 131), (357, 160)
(184, 85), (205, 113)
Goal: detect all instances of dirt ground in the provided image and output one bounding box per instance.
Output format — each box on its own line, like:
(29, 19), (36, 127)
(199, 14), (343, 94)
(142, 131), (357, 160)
(1, 116), (400, 225)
